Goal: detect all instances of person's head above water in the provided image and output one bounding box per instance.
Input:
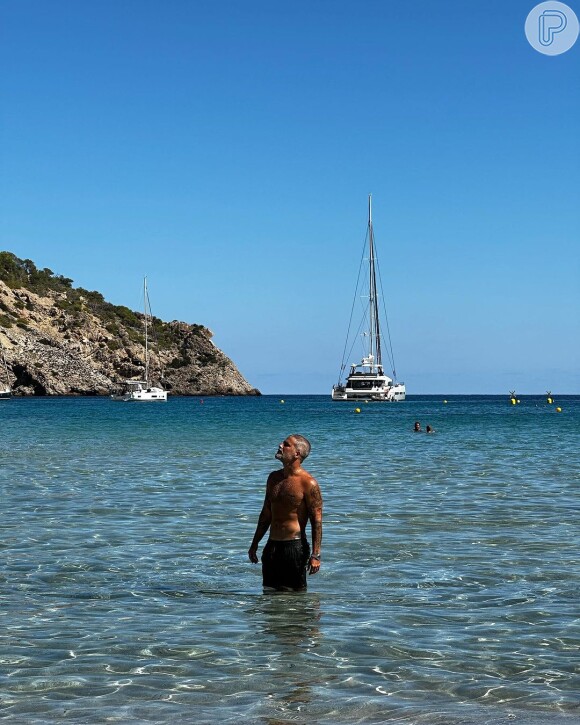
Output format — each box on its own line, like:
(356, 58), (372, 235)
(275, 434), (311, 463)
(413, 422), (421, 432)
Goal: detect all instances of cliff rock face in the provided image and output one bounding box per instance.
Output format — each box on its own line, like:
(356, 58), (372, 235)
(0, 255), (259, 397)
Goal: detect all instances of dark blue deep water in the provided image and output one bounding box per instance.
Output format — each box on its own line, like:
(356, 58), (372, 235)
(1, 395), (579, 724)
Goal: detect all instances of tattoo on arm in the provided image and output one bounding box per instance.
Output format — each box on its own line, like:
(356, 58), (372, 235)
(311, 518), (322, 554)
(307, 480), (323, 553)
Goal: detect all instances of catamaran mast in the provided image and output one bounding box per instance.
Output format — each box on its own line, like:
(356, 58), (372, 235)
(368, 195), (382, 372)
(144, 277), (149, 385)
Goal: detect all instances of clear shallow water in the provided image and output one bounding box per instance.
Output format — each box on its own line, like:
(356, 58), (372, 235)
(1, 395), (579, 724)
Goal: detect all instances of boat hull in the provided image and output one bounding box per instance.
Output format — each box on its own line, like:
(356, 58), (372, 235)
(332, 380), (406, 401)
(111, 384), (167, 402)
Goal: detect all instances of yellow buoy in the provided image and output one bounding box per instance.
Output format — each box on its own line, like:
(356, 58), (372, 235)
(355, 408), (361, 413)
(280, 399), (284, 403)
(556, 407), (562, 413)
(511, 398), (516, 405)
(547, 398), (553, 404)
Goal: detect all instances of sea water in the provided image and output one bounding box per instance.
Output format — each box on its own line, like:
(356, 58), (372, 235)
(0, 395), (578, 724)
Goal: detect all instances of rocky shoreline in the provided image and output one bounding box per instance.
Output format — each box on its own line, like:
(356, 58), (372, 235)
(0, 256), (259, 397)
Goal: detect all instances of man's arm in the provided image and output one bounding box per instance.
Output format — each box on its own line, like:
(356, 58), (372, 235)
(248, 483), (272, 563)
(305, 477), (323, 574)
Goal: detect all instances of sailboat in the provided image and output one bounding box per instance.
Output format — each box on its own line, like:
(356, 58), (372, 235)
(111, 277), (168, 402)
(0, 341), (11, 400)
(332, 195), (406, 402)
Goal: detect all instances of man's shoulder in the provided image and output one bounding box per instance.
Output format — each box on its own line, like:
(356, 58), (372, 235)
(267, 469), (284, 484)
(298, 467), (318, 487)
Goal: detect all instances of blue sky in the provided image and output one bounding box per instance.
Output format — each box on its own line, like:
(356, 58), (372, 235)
(1, 0), (578, 394)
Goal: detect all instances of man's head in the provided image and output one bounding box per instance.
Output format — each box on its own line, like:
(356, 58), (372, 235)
(275, 434), (311, 464)
(414, 421), (421, 432)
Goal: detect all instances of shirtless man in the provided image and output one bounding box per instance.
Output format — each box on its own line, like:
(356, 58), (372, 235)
(248, 434), (323, 591)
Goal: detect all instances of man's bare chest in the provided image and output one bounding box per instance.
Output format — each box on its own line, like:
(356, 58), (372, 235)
(270, 479), (304, 509)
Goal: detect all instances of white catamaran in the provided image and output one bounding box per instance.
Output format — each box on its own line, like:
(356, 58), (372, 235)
(111, 277), (168, 402)
(332, 195), (406, 402)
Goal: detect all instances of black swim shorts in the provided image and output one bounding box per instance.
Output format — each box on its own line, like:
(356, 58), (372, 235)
(261, 538), (310, 590)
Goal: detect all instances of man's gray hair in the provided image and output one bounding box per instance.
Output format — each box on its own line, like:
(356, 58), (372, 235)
(291, 434), (311, 462)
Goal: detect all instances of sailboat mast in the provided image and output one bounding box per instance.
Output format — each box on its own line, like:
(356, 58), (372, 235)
(368, 195), (375, 364)
(368, 195), (382, 371)
(1, 345), (9, 384)
(144, 277), (149, 385)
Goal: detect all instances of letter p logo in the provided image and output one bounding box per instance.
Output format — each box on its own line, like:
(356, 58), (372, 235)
(525, 2), (579, 55)
(539, 9), (567, 45)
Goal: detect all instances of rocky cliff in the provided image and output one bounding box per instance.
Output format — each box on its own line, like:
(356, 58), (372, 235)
(0, 253), (259, 396)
